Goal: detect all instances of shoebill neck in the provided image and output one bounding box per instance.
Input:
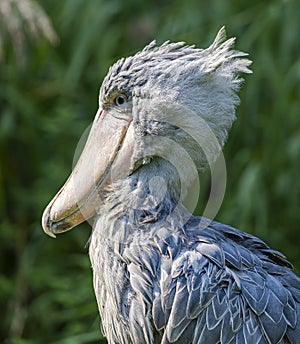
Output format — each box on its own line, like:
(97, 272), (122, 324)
(93, 157), (184, 242)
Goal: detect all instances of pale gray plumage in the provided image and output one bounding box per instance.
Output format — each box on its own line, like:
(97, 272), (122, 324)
(42, 27), (300, 344)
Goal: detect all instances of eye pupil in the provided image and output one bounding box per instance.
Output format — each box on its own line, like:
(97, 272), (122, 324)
(115, 95), (126, 106)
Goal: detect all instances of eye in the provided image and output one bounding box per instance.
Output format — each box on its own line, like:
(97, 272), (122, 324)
(114, 94), (127, 107)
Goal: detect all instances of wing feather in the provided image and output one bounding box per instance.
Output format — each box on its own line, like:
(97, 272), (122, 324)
(124, 218), (300, 343)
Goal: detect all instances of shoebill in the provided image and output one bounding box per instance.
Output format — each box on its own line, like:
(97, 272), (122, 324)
(42, 28), (300, 344)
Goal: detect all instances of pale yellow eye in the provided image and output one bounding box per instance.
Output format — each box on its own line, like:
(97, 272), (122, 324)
(114, 94), (127, 107)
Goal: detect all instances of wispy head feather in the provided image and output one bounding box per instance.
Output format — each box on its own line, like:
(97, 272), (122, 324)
(100, 27), (252, 168)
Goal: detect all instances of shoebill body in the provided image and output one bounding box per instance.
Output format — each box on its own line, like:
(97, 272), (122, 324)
(42, 28), (300, 343)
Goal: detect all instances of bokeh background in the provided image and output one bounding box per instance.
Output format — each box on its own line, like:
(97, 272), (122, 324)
(1, 0), (300, 343)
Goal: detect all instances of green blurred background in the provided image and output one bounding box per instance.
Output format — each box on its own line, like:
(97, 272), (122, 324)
(1, 0), (299, 343)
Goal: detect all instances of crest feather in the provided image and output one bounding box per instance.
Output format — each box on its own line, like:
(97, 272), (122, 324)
(204, 26), (252, 74)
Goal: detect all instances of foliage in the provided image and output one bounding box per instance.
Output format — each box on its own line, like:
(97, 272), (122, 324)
(1, 0), (299, 342)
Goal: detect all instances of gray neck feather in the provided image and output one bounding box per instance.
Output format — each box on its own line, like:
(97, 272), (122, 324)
(94, 157), (184, 247)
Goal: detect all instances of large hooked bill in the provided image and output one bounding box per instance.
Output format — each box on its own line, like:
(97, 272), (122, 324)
(42, 108), (135, 237)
